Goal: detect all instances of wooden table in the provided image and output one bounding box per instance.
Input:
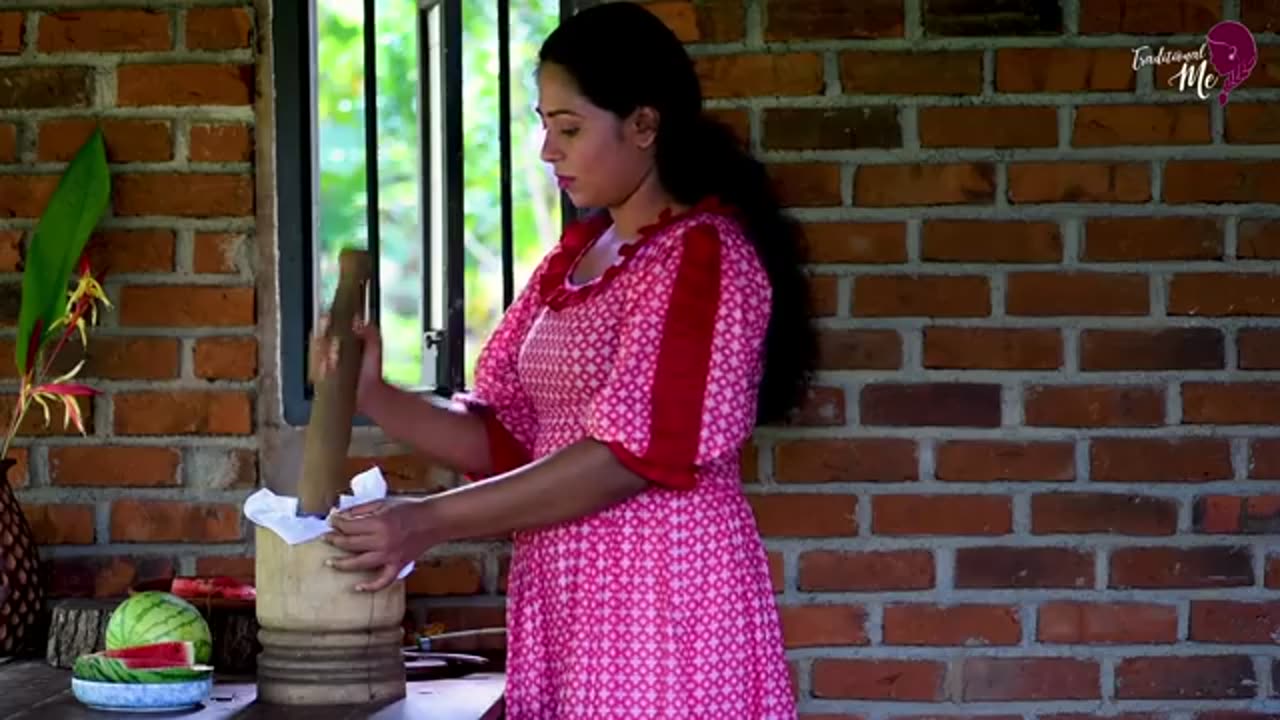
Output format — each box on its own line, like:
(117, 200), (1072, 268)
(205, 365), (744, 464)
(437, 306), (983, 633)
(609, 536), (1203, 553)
(0, 659), (505, 719)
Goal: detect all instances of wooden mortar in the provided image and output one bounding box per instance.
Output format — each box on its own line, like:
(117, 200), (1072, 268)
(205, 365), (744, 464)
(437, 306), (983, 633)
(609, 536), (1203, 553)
(254, 248), (407, 705)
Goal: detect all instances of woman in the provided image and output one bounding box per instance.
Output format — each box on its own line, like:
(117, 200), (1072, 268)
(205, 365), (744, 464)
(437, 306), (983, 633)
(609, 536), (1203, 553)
(313, 3), (816, 717)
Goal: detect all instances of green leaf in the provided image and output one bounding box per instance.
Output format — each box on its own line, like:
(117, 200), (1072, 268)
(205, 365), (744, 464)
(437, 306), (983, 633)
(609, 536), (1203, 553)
(15, 127), (110, 375)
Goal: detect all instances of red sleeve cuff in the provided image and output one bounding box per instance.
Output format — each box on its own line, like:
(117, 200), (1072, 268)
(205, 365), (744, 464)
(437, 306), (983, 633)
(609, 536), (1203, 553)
(455, 400), (530, 481)
(603, 441), (697, 491)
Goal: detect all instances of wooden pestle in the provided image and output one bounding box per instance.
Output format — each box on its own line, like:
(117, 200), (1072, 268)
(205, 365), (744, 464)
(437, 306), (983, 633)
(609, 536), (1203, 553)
(298, 248), (372, 516)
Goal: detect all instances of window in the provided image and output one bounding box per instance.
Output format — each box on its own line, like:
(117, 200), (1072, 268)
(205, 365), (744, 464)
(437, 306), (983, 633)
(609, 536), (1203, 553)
(274, 0), (573, 426)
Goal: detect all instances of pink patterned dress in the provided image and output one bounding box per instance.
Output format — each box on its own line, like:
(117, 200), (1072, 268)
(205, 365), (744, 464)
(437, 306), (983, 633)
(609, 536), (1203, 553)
(452, 197), (796, 719)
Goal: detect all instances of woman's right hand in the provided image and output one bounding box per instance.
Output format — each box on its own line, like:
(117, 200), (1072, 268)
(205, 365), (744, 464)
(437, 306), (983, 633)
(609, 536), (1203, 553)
(309, 313), (386, 416)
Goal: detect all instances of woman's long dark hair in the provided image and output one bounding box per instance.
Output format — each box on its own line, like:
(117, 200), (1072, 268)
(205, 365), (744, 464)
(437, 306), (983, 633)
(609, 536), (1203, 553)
(539, 2), (817, 426)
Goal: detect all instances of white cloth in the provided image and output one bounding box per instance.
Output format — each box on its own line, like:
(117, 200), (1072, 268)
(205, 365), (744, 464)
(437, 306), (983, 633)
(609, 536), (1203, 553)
(242, 466), (415, 580)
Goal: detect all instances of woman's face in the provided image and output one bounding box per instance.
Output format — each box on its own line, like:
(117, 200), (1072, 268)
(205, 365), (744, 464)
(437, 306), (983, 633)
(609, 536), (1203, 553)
(536, 62), (656, 210)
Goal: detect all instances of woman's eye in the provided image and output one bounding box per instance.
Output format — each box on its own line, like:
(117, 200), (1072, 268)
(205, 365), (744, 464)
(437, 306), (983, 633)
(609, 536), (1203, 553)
(561, 127), (580, 138)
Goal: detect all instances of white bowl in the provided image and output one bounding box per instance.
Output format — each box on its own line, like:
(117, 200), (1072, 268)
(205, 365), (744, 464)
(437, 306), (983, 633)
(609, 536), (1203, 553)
(71, 676), (213, 713)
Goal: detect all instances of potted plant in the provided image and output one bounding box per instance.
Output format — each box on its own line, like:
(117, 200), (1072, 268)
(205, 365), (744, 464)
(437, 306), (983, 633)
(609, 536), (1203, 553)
(0, 128), (111, 657)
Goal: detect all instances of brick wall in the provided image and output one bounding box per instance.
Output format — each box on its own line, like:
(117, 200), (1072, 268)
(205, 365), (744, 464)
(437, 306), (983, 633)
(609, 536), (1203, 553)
(1, 2), (261, 597)
(6, 0), (1280, 715)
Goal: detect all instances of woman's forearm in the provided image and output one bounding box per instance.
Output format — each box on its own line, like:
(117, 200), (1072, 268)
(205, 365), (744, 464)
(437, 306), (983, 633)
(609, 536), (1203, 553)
(362, 381), (494, 477)
(416, 439), (648, 544)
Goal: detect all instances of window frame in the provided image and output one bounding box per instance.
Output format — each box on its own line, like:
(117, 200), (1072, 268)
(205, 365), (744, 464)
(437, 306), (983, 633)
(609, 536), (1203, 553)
(273, 0), (575, 427)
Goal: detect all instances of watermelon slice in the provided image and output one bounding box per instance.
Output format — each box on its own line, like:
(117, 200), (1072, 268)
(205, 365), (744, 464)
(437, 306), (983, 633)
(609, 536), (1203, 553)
(171, 576), (255, 602)
(104, 640), (195, 668)
(73, 652), (213, 684)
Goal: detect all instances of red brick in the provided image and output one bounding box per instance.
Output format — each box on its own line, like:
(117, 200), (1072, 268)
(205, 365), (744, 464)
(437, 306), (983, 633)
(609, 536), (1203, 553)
(747, 494), (857, 537)
(1169, 274), (1280, 316)
(935, 441), (1074, 481)
(995, 48), (1136, 92)
(809, 275), (838, 317)
(190, 124), (252, 163)
(39, 10), (171, 52)
(0, 175), (59, 218)
(1110, 547), (1254, 589)
(1032, 493), (1178, 535)
(0, 123), (15, 163)
(706, 108), (748, 147)
(1244, 0), (1280, 32)
(404, 556), (484, 596)
(38, 118), (171, 163)
(923, 328), (1062, 370)
(962, 658), (1100, 701)
(0, 13), (22, 54)
(855, 163), (995, 206)
(920, 107), (1057, 148)
(1165, 161), (1280, 204)
(1251, 439), (1280, 480)
(110, 500), (241, 543)
(117, 64), (254, 107)
(1115, 656), (1255, 700)
(774, 439), (916, 483)
(1091, 438), (1232, 482)
(798, 550), (934, 591)
(768, 163), (841, 207)
(924, 0), (1062, 35)
(883, 605), (1020, 646)
(0, 67), (92, 109)
(194, 232), (244, 273)
(1080, 328), (1224, 370)
(639, 0), (744, 42)
(788, 386), (847, 427)
(764, 107), (899, 150)
(854, 275), (990, 317)
(955, 547), (1094, 588)
(49, 556), (175, 599)
(119, 286), (254, 327)
(922, 220), (1062, 262)
(0, 394), (93, 437)
(194, 556), (254, 581)
(1270, 554), (1280, 588)
(1194, 495), (1280, 534)
(114, 174), (253, 217)
(1080, 0), (1221, 33)
(186, 7), (253, 50)
(813, 660), (944, 701)
(86, 230), (176, 273)
(86, 337), (181, 379)
(1084, 217), (1223, 261)
(1038, 602), (1178, 644)
(765, 0), (902, 39)
(49, 446), (180, 487)
(18, 503), (94, 544)
(817, 329), (901, 370)
(1226, 104), (1280, 144)
(841, 51), (981, 94)
(800, 223), (906, 264)
(1183, 382), (1280, 424)
(695, 53), (823, 99)
(778, 604), (869, 648)
(861, 383), (1001, 427)
(1191, 602), (1280, 643)
(194, 336), (257, 380)
(1007, 272), (1148, 316)
(0, 230), (18, 272)
(1239, 220), (1280, 259)
(1008, 163), (1151, 203)
(872, 495), (1012, 536)
(114, 391), (253, 435)
(1074, 104), (1210, 146)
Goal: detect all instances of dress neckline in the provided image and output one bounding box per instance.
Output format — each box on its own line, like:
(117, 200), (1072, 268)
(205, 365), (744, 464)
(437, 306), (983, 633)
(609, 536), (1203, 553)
(539, 195), (732, 310)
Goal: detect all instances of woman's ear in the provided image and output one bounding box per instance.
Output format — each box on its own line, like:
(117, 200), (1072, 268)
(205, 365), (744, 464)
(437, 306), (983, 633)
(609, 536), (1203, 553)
(631, 106), (659, 149)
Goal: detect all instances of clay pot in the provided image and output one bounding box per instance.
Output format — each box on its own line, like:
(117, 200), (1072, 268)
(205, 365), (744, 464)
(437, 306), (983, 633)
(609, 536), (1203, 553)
(0, 458), (44, 657)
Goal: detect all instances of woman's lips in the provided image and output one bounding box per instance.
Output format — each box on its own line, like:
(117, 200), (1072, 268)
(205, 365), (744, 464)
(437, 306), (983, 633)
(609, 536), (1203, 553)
(557, 175), (574, 189)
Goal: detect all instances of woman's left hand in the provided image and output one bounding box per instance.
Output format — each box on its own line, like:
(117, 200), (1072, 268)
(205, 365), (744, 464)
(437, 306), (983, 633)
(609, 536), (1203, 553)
(325, 498), (433, 593)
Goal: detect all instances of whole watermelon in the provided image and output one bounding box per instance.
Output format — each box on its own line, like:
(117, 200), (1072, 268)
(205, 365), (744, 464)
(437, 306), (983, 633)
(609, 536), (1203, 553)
(105, 591), (212, 665)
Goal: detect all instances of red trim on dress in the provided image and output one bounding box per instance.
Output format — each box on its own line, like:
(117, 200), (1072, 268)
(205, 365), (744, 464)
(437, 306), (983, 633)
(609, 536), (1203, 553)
(604, 223), (723, 491)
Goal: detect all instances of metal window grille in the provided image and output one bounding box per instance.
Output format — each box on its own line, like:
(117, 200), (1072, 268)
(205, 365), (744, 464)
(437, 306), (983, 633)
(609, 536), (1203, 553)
(274, 0), (573, 426)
